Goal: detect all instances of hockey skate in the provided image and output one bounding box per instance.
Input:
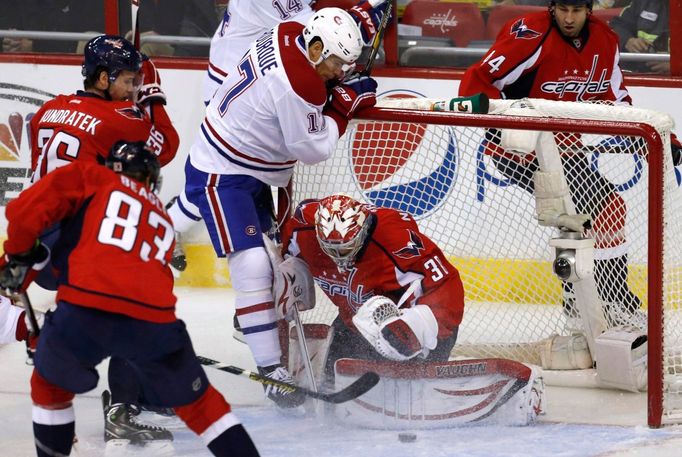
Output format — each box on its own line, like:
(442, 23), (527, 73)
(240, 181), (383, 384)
(102, 390), (173, 445)
(257, 364), (305, 409)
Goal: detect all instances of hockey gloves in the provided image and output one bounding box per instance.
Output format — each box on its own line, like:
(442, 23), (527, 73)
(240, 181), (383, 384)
(324, 76), (377, 136)
(0, 241), (50, 295)
(348, 0), (389, 45)
(136, 57), (167, 106)
(257, 364), (305, 408)
(671, 133), (682, 167)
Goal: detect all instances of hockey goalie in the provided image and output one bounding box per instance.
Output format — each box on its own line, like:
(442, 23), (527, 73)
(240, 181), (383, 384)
(272, 194), (544, 427)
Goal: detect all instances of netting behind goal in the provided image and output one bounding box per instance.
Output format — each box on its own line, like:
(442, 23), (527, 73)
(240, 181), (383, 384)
(285, 97), (682, 427)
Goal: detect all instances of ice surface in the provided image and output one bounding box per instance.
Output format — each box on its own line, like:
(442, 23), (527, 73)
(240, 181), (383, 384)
(1, 287), (682, 457)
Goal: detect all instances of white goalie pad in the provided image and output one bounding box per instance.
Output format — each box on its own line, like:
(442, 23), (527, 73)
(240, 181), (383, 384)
(288, 323), (333, 389)
(334, 358), (544, 429)
(594, 326), (648, 392)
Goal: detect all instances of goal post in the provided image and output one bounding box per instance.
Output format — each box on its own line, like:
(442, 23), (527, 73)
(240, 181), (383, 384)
(280, 97), (681, 428)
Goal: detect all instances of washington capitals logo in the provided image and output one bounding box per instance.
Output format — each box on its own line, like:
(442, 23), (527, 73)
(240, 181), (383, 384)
(393, 230), (424, 259)
(115, 106), (144, 121)
(510, 19), (541, 40)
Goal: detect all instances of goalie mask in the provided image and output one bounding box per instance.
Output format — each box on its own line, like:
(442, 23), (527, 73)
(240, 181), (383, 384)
(315, 194), (371, 270)
(106, 140), (161, 191)
(302, 7), (363, 69)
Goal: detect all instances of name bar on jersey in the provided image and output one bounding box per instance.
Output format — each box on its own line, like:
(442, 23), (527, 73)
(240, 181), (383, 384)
(200, 118), (296, 172)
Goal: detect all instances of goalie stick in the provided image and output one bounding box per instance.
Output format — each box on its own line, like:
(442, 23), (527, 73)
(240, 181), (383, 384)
(197, 355), (380, 404)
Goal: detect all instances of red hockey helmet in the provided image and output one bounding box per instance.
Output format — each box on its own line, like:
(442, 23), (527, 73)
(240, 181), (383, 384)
(315, 194), (371, 270)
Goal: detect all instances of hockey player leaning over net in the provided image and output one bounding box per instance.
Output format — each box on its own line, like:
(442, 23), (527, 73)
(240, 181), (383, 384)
(459, 0), (681, 329)
(0, 141), (260, 457)
(175, 7), (381, 409)
(165, 0), (389, 274)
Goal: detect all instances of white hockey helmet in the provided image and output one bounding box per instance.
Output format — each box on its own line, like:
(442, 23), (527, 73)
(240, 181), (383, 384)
(303, 7), (363, 66)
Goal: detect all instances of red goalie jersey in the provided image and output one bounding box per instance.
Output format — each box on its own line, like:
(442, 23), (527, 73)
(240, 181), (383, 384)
(30, 92), (179, 180)
(460, 11), (631, 104)
(4, 161), (176, 323)
(281, 200), (464, 339)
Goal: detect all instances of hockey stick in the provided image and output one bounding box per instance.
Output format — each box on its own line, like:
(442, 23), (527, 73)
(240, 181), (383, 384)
(197, 355), (379, 403)
(361, 0), (393, 77)
(291, 303), (319, 393)
(131, 0), (141, 50)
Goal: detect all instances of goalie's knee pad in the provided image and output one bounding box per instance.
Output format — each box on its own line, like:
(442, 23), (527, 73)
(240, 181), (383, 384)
(228, 247), (273, 293)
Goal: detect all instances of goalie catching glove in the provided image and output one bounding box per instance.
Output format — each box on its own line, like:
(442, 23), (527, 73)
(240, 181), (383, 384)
(352, 295), (438, 361)
(0, 241), (50, 295)
(324, 76), (377, 136)
(135, 57), (166, 106)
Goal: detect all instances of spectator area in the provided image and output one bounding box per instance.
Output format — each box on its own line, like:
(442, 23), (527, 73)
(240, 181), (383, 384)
(398, 1), (624, 67)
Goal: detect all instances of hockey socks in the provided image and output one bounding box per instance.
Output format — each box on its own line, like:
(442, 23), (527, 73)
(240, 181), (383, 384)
(32, 406), (75, 457)
(207, 423), (260, 457)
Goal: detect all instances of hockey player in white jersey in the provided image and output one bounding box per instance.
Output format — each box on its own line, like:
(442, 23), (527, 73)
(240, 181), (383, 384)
(165, 0), (388, 273)
(178, 7), (379, 409)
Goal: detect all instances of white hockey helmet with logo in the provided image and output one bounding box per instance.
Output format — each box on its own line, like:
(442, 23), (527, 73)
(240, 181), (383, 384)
(303, 7), (363, 67)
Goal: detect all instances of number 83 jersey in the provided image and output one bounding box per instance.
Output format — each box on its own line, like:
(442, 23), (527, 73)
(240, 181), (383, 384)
(4, 161), (177, 323)
(281, 201), (465, 337)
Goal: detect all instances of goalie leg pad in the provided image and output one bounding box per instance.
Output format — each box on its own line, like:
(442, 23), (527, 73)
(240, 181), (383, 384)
(334, 358), (544, 428)
(594, 326), (647, 392)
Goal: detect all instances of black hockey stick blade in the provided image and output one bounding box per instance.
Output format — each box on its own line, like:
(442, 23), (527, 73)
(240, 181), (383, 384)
(197, 355), (379, 404)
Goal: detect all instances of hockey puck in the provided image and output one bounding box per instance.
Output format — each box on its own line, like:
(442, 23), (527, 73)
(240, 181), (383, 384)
(398, 432), (417, 443)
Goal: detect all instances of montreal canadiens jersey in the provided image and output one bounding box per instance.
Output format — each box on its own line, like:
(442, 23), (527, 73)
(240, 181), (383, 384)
(203, 0), (315, 103)
(281, 200), (465, 338)
(190, 22), (339, 187)
(460, 12), (631, 104)
(4, 161), (177, 323)
(30, 92), (179, 182)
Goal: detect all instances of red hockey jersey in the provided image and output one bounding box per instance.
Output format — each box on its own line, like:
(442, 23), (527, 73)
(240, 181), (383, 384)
(4, 162), (177, 323)
(460, 12), (631, 104)
(30, 92), (179, 180)
(281, 200), (464, 339)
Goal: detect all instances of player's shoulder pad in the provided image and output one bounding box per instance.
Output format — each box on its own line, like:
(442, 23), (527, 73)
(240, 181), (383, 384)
(277, 22), (327, 107)
(496, 11), (551, 43)
(370, 208), (421, 245)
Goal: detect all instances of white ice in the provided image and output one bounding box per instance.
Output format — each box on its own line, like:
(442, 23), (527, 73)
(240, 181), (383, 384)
(2, 287), (682, 457)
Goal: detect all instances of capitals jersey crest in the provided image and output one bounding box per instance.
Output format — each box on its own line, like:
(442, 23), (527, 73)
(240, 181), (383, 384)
(510, 19), (541, 40)
(393, 230), (425, 259)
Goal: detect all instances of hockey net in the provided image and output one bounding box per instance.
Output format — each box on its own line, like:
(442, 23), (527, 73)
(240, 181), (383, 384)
(285, 96), (682, 427)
